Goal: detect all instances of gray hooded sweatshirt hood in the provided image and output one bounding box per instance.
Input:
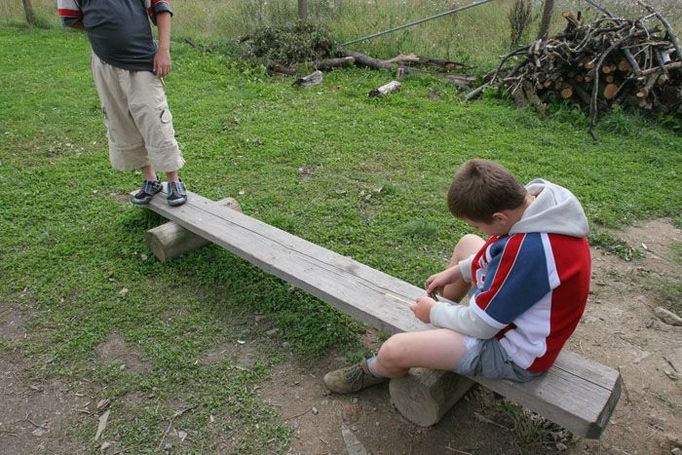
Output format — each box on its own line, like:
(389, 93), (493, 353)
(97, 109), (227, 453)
(509, 179), (589, 237)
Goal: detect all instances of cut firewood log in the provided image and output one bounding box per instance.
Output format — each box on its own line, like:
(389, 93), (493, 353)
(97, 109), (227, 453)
(617, 59), (631, 72)
(603, 83), (619, 100)
(293, 70), (323, 87)
(606, 75), (615, 83)
(369, 80), (401, 97)
(636, 74), (659, 98)
(561, 87), (574, 99)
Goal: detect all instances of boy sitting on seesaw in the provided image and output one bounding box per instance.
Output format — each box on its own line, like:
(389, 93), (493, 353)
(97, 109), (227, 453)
(324, 159), (591, 393)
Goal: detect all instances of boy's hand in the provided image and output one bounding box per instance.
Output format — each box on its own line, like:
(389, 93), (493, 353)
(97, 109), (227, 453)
(410, 296), (437, 323)
(154, 48), (172, 78)
(425, 266), (461, 295)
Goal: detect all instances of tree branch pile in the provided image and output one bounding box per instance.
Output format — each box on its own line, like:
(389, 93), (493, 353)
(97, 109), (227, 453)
(476, 5), (682, 135)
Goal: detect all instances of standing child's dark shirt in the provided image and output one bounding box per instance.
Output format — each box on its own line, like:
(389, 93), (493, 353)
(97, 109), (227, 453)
(58, 0), (173, 72)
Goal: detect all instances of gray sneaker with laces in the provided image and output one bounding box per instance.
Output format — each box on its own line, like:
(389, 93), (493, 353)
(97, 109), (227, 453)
(323, 358), (386, 394)
(130, 178), (162, 205)
(167, 180), (187, 207)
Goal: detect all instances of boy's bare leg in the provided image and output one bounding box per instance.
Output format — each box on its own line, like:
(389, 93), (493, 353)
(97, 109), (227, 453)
(440, 234), (486, 302)
(141, 165), (180, 184)
(142, 164), (157, 181)
(372, 329), (467, 378)
(165, 170), (180, 183)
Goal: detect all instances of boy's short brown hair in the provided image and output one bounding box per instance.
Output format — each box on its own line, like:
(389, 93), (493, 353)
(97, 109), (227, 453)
(447, 159), (527, 223)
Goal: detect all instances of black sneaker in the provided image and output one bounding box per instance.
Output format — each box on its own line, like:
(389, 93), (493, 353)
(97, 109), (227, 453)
(130, 178), (162, 205)
(167, 180), (187, 207)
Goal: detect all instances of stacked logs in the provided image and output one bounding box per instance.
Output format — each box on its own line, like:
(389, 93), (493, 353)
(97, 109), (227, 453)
(476, 4), (682, 136)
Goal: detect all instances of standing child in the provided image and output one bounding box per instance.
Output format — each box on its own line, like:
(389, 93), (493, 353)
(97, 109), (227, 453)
(57, 0), (187, 206)
(324, 159), (591, 392)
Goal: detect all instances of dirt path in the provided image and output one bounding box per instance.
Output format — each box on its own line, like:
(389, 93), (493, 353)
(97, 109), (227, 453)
(1, 219), (680, 454)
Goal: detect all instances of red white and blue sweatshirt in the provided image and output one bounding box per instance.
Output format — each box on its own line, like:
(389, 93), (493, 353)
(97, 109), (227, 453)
(429, 179), (591, 372)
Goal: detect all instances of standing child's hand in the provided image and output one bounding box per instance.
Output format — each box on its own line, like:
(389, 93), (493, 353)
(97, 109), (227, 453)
(154, 48), (172, 78)
(410, 296), (437, 323)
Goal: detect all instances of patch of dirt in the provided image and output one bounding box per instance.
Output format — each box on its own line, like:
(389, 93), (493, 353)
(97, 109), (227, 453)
(0, 348), (85, 453)
(0, 305), (27, 341)
(199, 341), (259, 368)
(95, 332), (152, 373)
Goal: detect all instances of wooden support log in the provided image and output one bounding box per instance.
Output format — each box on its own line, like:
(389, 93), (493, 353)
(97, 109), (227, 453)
(389, 369), (476, 427)
(369, 80), (401, 97)
(145, 198), (242, 262)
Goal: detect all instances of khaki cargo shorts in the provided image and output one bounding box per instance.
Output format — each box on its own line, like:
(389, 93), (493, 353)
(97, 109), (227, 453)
(91, 53), (185, 173)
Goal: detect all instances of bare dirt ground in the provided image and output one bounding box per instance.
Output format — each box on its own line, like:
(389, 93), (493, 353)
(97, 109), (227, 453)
(1, 218), (680, 454)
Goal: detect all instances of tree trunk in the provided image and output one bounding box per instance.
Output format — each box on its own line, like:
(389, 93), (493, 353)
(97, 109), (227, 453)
(22, 0), (35, 27)
(298, 0), (308, 22)
(537, 0), (554, 40)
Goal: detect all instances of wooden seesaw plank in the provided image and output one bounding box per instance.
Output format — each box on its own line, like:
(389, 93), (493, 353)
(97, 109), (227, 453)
(142, 189), (620, 438)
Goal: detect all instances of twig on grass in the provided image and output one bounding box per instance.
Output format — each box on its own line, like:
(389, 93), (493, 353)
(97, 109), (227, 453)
(157, 405), (197, 450)
(25, 412), (48, 430)
(283, 407), (312, 421)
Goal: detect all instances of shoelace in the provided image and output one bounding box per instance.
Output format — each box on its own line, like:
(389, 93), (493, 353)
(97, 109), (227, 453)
(344, 364), (365, 385)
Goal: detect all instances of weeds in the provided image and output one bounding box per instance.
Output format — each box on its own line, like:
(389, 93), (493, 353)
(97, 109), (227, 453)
(237, 21), (338, 67)
(508, 0), (536, 49)
(589, 230), (643, 261)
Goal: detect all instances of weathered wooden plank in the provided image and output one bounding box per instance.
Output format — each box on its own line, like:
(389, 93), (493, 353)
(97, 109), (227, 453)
(142, 189), (620, 438)
(146, 189), (427, 335)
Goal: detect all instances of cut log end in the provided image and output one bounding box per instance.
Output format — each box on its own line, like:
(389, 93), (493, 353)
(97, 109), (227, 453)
(145, 197), (242, 262)
(369, 80), (401, 97)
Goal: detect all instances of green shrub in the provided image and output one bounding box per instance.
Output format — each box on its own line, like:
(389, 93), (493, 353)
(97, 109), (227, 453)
(238, 21), (338, 66)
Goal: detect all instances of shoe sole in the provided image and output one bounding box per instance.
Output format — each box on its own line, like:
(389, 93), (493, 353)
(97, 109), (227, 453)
(130, 195), (153, 205)
(167, 197), (187, 207)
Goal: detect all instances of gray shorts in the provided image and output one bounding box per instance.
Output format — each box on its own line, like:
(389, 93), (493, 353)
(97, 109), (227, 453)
(454, 336), (544, 382)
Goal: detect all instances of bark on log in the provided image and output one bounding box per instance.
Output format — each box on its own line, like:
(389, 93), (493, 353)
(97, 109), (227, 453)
(314, 56), (355, 71)
(145, 198), (242, 262)
(538, 0), (556, 40)
(342, 50), (392, 70)
(22, 0), (35, 27)
(389, 369), (475, 427)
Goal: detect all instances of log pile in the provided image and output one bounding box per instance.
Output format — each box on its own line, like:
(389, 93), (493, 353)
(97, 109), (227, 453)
(476, 2), (682, 136)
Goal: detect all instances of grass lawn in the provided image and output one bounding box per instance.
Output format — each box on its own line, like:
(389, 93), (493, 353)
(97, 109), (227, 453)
(1, 27), (681, 452)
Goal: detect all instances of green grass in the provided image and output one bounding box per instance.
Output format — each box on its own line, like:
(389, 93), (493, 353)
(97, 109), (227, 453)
(1, 27), (681, 452)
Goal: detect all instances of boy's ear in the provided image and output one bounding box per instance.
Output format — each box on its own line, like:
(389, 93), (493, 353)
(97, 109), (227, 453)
(491, 212), (508, 223)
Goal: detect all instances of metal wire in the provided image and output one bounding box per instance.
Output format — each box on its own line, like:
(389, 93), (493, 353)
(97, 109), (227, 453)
(342, 0), (497, 47)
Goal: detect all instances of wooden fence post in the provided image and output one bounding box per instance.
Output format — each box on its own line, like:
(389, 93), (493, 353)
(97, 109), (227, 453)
(22, 0), (35, 27)
(298, 0), (308, 22)
(537, 0), (554, 39)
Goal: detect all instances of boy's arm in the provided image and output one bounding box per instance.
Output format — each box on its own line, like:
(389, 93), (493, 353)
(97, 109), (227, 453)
(153, 11), (172, 77)
(429, 301), (499, 339)
(470, 234), (555, 329)
(57, 0), (83, 29)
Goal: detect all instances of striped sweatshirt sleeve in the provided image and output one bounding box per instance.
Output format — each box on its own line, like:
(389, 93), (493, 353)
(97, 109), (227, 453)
(57, 0), (82, 27)
(471, 233), (556, 330)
